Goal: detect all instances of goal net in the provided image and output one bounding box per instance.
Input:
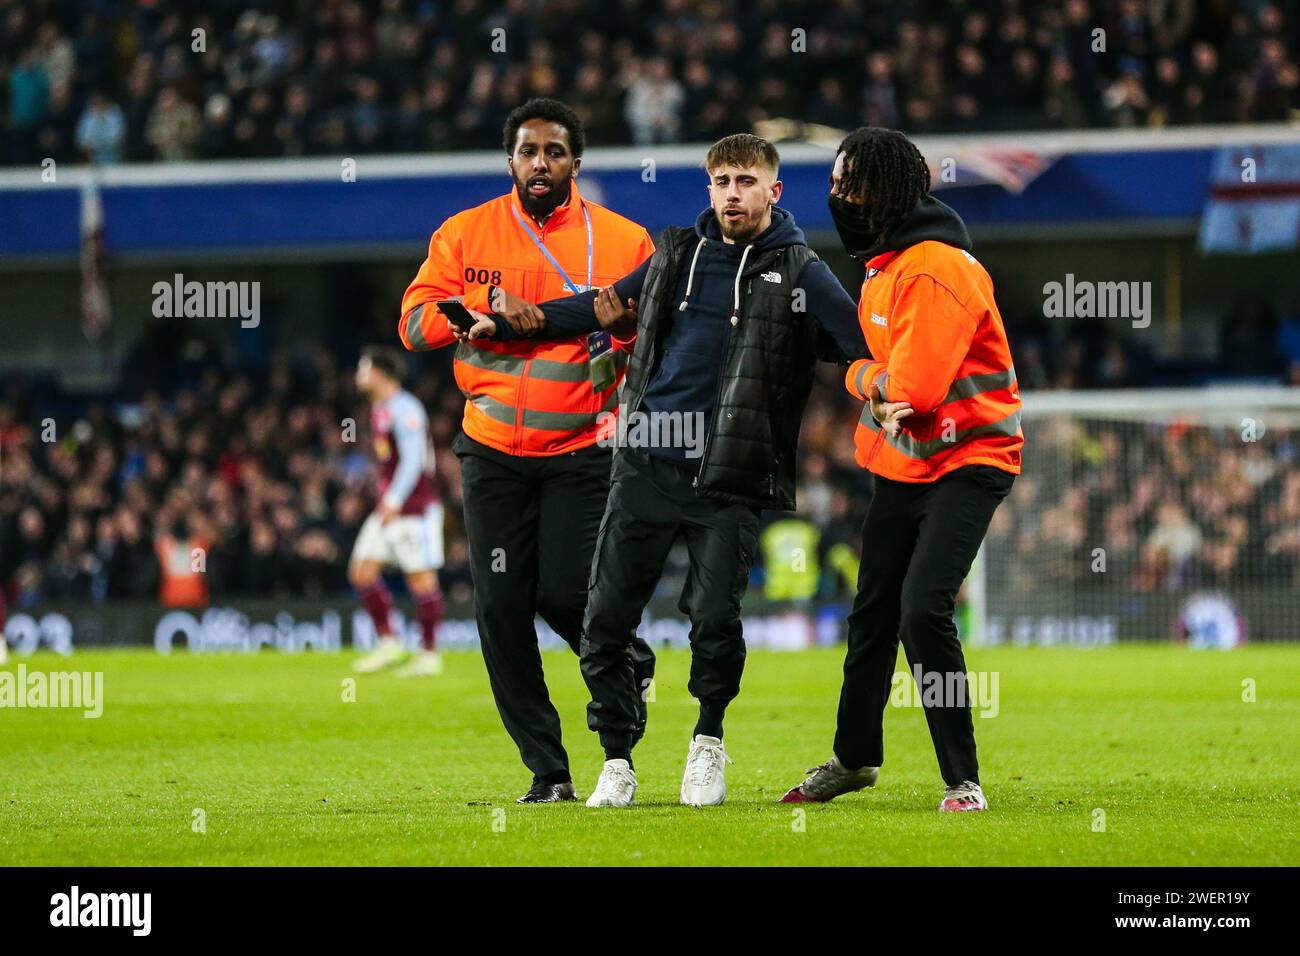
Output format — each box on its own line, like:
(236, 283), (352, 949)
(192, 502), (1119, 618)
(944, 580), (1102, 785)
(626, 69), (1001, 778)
(972, 387), (1300, 647)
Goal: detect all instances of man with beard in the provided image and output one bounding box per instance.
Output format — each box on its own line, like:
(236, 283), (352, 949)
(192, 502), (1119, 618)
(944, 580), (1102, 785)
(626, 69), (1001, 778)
(399, 98), (657, 803)
(779, 127), (1022, 813)
(458, 134), (873, 808)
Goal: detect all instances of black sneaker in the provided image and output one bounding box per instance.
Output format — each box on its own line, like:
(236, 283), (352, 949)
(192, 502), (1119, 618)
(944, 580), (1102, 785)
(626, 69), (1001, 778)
(516, 779), (577, 804)
(779, 757), (879, 803)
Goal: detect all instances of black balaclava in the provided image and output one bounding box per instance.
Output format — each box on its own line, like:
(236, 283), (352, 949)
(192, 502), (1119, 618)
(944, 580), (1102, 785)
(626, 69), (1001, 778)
(827, 194), (878, 260)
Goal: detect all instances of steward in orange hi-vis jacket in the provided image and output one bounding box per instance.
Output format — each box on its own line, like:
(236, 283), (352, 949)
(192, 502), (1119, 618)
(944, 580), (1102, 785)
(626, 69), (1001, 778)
(843, 219), (1022, 482)
(779, 128), (1021, 814)
(397, 99), (656, 803)
(400, 170), (653, 458)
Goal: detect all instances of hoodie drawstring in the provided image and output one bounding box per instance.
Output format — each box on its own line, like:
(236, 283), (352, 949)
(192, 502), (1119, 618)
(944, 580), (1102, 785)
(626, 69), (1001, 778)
(677, 236), (754, 325)
(730, 244), (752, 325)
(677, 238), (707, 311)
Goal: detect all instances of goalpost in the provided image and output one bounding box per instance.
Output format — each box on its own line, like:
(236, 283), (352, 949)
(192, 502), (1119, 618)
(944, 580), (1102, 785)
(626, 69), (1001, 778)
(967, 386), (1300, 647)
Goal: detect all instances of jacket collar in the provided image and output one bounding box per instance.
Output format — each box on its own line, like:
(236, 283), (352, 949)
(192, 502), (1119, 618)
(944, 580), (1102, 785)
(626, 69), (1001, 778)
(508, 179), (585, 234)
(864, 250), (902, 273)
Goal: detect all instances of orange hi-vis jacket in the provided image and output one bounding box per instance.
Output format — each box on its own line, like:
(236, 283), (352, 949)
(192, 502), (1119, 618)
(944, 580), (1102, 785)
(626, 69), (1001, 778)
(399, 181), (654, 457)
(845, 241), (1023, 482)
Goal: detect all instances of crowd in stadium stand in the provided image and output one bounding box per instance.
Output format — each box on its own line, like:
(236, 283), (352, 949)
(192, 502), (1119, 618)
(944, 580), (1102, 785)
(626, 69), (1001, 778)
(3, 0), (1298, 167)
(0, 349), (455, 608)
(0, 343), (869, 608)
(3, 1), (1299, 609)
(988, 417), (1300, 597)
(1007, 294), (1300, 390)
(4, 317), (1300, 609)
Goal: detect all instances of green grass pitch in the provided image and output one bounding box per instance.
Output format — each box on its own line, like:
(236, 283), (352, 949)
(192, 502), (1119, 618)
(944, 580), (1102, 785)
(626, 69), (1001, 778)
(2, 644), (1297, 866)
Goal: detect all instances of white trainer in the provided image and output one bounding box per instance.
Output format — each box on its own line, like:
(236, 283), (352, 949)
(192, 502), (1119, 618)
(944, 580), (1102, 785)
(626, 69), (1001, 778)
(586, 759), (637, 808)
(394, 650), (444, 678)
(680, 734), (732, 807)
(353, 636), (406, 673)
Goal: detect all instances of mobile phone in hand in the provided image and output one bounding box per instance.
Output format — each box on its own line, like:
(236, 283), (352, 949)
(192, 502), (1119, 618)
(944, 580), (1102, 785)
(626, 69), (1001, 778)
(436, 299), (479, 334)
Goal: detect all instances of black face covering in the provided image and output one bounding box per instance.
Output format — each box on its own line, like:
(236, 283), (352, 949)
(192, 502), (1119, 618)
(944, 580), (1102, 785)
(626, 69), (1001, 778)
(827, 194), (879, 259)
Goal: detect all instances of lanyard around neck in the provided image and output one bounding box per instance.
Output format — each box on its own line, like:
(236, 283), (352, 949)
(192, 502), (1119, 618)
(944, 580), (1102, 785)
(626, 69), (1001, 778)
(511, 200), (593, 294)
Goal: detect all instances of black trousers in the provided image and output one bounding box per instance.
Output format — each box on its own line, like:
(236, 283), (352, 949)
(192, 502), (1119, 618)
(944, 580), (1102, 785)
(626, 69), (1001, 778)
(581, 447), (760, 754)
(456, 434), (656, 781)
(834, 464), (1014, 786)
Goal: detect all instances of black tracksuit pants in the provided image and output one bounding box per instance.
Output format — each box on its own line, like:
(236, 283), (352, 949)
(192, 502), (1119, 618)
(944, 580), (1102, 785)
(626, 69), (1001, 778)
(580, 447), (761, 755)
(455, 434), (656, 783)
(834, 464), (1014, 787)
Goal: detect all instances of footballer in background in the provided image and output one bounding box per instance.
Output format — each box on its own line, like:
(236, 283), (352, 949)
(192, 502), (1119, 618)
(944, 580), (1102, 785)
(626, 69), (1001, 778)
(350, 347), (446, 677)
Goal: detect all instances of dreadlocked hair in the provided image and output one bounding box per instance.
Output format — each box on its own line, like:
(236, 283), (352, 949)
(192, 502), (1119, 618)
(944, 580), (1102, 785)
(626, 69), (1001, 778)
(835, 127), (931, 243)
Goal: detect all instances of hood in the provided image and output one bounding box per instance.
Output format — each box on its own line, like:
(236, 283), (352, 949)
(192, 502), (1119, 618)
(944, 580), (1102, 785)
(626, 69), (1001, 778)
(849, 195), (972, 261)
(694, 204), (806, 252)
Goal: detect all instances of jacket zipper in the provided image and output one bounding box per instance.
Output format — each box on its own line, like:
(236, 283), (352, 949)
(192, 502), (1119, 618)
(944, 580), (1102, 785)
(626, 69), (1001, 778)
(517, 216), (549, 456)
(625, 239), (675, 420)
(515, 357), (532, 456)
(864, 263), (888, 468)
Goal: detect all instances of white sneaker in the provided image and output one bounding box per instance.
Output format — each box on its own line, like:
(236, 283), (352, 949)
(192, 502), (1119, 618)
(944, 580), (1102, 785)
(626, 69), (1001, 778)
(394, 650), (444, 678)
(0, 640), (7, 665)
(585, 759), (637, 808)
(353, 636), (406, 673)
(680, 734), (732, 806)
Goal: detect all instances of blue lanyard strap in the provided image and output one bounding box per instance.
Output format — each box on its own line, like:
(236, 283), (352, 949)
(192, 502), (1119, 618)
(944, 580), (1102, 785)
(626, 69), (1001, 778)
(511, 200), (593, 294)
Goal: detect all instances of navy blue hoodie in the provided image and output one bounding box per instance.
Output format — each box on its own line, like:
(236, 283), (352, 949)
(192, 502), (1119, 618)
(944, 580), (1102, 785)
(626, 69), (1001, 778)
(496, 206), (866, 466)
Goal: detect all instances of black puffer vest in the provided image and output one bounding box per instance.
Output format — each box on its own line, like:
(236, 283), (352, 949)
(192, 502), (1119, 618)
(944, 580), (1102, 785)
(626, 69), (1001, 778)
(618, 225), (823, 511)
